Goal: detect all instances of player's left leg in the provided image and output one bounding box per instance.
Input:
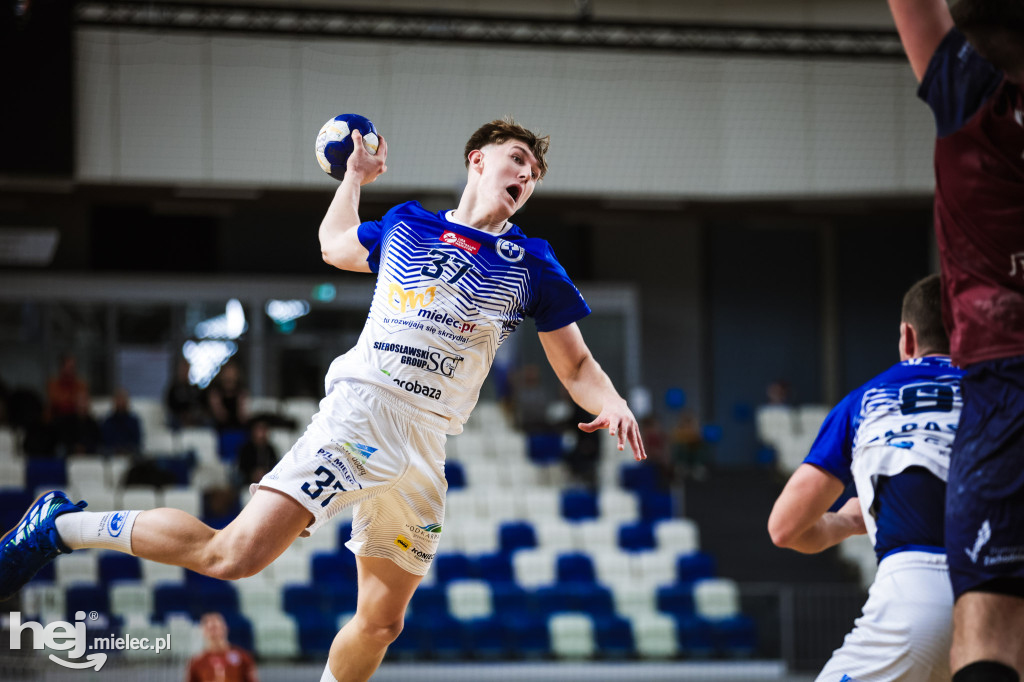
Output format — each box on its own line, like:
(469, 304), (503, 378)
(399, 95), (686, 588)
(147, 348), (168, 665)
(951, 591), (1024, 678)
(322, 555), (422, 682)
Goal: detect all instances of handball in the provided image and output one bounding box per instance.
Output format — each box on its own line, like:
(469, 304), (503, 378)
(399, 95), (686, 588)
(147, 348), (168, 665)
(315, 113), (380, 180)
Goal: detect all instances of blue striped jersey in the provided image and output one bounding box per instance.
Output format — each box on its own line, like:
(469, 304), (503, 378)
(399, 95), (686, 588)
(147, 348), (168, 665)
(803, 356), (965, 560)
(325, 201), (590, 434)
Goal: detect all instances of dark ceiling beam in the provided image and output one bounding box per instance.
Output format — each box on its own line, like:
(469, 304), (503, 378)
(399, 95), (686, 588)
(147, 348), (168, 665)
(75, 1), (905, 60)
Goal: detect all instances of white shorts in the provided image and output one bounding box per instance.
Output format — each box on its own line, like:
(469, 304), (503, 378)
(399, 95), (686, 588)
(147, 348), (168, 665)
(255, 379), (449, 576)
(816, 551), (953, 682)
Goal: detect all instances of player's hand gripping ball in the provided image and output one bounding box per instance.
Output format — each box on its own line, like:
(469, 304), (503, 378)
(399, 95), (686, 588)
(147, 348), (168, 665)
(315, 113), (380, 180)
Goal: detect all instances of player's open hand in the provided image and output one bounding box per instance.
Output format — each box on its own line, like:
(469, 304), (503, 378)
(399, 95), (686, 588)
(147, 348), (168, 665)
(348, 129), (388, 185)
(578, 400), (646, 462)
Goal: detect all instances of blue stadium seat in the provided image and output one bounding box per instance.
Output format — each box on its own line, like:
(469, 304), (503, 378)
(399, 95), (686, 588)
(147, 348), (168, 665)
(283, 585), (323, 618)
(594, 614), (635, 659)
(676, 613), (716, 658)
(711, 614), (757, 658)
(65, 585), (108, 619)
(498, 521), (537, 553)
(434, 552), (473, 583)
(153, 584), (191, 620)
(409, 584), (448, 618)
(337, 521), (353, 547)
(657, 584), (695, 616)
(555, 552), (596, 583)
(157, 456), (193, 486)
(190, 582), (239, 619)
(561, 489), (598, 521)
(294, 612), (338, 659)
(28, 561), (56, 584)
(419, 613), (467, 659)
(25, 459), (67, 491)
(385, 617), (424, 660)
(312, 551), (358, 585)
(327, 582), (359, 615)
(537, 583), (614, 617)
(217, 429), (247, 462)
(503, 612), (549, 659)
(676, 551), (717, 583)
(445, 460), (466, 489)
(489, 582), (530, 620)
(618, 521), (656, 551)
(527, 433), (563, 464)
(0, 491), (35, 535)
(475, 552), (514, 584)
(465, 616), (507, 659)
(222, 611), (255, 652)
(620, 464), (660, 493)
(640, 492), (674, 522)
(98, 553), (141, 585)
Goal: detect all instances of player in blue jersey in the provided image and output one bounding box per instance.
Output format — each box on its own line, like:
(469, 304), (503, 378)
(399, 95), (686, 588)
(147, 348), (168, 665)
(0, 118), (646, 682)
(886, 1), (1024, 680)
(769, 274), (964, 681)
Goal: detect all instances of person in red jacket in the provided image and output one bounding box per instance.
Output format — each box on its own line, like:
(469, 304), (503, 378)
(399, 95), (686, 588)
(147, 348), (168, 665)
(185, 612), (258, 682)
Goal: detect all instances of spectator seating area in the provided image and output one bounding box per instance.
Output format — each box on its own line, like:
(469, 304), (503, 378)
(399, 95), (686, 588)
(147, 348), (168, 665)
(2, 399), (757, 662)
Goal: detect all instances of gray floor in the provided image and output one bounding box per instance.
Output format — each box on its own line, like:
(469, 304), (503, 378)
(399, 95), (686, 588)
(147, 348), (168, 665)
(1, 658), (817, 681)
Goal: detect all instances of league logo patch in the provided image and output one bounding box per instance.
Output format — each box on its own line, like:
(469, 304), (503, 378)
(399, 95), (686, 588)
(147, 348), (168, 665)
(496, 239), (525, 263)
(440, 231), (481, 254)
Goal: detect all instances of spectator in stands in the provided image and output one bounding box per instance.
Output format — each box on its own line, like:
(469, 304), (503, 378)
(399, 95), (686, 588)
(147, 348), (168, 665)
(11, 386), (55, 457)
(671, 409), (708, 481)
(205, 362), (249, 433)
(53, 387), (100, 456)
(185, 612), (258, 682)
(510, 363), (552, 434)
(99, 388), (142, 456)
(236, 419), (278, 488)
(0, 374), (9, 426)
(641, 414), (673, 486)
(166, 359), (207, 429)
(47, 353), (88, 420)
(561, 400), (602, 490)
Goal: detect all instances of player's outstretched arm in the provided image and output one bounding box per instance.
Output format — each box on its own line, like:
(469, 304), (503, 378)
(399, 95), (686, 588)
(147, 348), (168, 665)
(888, 0), (954, 82)
(538, 323), (646, 462)
(768, 464), (866, 554)
(319, 129), (388, 272)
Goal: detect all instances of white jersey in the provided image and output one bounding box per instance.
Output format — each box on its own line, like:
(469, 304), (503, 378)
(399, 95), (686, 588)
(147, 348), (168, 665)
(326, 201), (590, 434)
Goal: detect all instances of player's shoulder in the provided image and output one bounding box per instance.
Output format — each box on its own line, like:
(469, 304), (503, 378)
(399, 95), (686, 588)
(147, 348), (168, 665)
(384, 200), (436, 222)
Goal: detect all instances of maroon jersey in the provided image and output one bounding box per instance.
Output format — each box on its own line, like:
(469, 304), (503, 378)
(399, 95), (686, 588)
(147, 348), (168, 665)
(918, 29), (1024, 367)
(186, 646), (257, 682)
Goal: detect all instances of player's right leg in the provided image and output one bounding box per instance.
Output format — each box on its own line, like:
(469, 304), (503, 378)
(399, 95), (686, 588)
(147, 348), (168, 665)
(0, 487), (312, 600)
(951, 592), (1024, 677)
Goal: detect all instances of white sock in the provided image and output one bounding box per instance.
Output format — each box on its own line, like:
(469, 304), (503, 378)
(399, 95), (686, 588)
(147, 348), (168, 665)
(320, 664), (338, 682)
(55, 510), (141, 554)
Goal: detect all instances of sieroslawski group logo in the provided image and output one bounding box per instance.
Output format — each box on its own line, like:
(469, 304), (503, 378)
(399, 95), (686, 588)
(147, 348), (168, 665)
(6, 610), (172, 671)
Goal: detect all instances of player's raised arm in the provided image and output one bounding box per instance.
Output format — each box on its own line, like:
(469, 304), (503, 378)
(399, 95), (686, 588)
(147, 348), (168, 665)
(888, 0), (955, 82)
(319, 129), (388, 272)
(538, 322), (646, 461)
(768, 464), (866, 554)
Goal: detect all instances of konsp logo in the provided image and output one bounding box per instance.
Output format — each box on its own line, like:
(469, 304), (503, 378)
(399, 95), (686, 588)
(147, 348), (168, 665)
(440, 231), (480, 254)
(387, 283), (436, 312)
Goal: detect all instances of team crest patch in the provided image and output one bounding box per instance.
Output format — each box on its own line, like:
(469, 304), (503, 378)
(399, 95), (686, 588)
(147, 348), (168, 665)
(496, 238), (525, 263)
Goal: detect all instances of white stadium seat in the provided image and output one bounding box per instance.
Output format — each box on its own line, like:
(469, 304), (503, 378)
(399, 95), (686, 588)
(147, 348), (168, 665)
(549, 613), (596, 659)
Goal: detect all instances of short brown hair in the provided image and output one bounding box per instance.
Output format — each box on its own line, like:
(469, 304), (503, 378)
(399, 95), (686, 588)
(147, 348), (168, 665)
(951, 0), (1024, 74)
(901, 274), (949, 355)
(464, 117), (550, 180)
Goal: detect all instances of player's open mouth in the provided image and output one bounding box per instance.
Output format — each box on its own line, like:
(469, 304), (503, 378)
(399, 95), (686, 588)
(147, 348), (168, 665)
(506, 185), (521, 203)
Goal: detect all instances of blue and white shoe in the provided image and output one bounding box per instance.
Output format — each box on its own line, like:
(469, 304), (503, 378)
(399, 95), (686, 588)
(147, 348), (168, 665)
(0, 490), (87, 600)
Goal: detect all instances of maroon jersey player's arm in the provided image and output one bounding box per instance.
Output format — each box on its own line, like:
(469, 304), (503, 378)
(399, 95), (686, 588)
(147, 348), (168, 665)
(888, 0), (955, 81)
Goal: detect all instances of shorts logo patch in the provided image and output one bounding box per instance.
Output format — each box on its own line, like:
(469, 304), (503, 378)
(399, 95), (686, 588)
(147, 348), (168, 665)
(342, 442), (378, 462)
(419, 523), (442, 533)
(394, 535), (411, 551)
(965, 519), (992, 564)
